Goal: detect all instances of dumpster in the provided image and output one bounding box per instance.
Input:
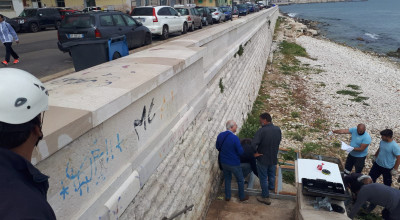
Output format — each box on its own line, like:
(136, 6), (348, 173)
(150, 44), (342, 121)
(63, 36), (129, 72)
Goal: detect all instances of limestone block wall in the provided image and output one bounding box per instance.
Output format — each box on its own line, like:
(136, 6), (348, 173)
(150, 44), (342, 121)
(35, 7), (278, 220)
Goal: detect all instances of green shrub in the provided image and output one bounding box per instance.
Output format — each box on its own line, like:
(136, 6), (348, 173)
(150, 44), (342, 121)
(280, 41), (309, 58)
(291, 112), (300, 118)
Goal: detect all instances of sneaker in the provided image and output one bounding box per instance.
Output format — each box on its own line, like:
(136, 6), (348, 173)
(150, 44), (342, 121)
(1, 61), (8, 66)
(257, 196), (271, 205)
(240, 195), (249, 202)
(13, 59), (19, 64)
(225, 198), (231, 202)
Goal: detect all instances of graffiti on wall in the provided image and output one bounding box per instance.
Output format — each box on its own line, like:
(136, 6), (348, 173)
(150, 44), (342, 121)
(133, 98), (156, 140)
(59, 134), (123, 200)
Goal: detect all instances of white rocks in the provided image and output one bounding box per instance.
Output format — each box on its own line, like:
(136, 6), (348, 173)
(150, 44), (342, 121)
(295, 35), (400, 187)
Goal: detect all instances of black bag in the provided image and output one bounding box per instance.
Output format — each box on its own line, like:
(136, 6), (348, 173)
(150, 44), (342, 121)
(217, 133), (231, 171)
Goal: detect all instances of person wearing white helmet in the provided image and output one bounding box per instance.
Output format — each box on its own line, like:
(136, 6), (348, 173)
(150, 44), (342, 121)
(0, 68), (55, 219)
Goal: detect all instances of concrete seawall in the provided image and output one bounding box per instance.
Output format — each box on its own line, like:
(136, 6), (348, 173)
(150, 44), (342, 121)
(37, 7), (278, 219)
(274, 0), (348, 4)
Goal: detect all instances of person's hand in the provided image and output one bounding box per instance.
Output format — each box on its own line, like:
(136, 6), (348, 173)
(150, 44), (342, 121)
(16, 40), (19, 44)
(328, 131), (334, 136)
(254, 152), (263, 158)
(346, 147), (354, 153)
(391, 169), (398, 176)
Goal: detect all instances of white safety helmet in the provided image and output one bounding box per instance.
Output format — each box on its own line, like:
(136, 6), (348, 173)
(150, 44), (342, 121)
(0, 68), (48, 125)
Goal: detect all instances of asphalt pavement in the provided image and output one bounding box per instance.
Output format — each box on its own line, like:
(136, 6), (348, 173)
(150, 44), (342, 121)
(0, 18), (233, 80)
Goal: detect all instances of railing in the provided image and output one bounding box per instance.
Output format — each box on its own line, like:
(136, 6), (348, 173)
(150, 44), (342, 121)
(162, 205), (194, 220)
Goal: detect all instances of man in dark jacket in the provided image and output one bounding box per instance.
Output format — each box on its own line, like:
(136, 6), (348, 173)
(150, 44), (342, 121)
(252, 113), (281, 205)
(216, 120), (249, 202)
(0, 68), (56, 219)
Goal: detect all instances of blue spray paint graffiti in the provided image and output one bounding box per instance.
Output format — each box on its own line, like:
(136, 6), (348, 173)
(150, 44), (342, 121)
(60, 134), (123, 200)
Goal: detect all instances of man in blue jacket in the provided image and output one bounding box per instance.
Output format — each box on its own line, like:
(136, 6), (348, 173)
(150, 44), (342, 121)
(0, 14), (20, 66)
(216, 120), (249, 202)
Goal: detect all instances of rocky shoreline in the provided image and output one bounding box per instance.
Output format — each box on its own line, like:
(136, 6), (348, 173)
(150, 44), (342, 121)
(275, 14), (400, 188)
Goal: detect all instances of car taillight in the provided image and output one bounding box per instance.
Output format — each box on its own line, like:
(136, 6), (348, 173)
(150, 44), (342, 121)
(215, 12), (219, 15)
(153, 8), (158, 22)
(188, 16), (192, 21)
(95, 29), (101, 38)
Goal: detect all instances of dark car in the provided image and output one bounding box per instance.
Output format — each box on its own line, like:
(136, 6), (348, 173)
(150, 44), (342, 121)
(219, 6), (232, 21)
(11, 8), (62, 32)
(4, 16), (20, 32)
(59, 9), (80, 20)
(237, 4), (249, 16)
(195, 6), (213, 26)
(57, 11), (152, 53)
(247, 4), (255, 13)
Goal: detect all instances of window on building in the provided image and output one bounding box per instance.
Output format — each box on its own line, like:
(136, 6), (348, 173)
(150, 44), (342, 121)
(57, 0), (65, 7)
(0, 0), (14, 10)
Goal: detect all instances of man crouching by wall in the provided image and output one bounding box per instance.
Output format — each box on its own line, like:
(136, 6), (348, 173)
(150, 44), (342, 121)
(216, 120), (249, 202)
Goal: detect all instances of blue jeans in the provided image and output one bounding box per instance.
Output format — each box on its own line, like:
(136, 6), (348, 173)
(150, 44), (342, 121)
(257, 162), (276, 198)
(221, 163), (245, 200)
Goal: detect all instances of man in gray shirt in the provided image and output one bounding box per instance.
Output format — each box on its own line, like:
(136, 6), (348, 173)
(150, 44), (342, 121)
(252, 113), (281, 205)
(349, 183), (400, 220)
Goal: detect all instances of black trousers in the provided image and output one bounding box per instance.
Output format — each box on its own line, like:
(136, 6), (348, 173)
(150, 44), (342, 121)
(3, 42), (19, 62)
(369, 162), (392, 186)
(344, 154), (366, 174)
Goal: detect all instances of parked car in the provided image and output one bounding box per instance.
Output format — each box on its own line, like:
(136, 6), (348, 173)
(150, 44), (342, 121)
(11, 8), (62, 32)
(219, 6), (232, 21)
(131, 6), (188, 40)
(4, 16), (20, 32)
(247, 4), (255, 13)
(59, 9), (80, 20)
(58, 11), (152, 53)
(254, 4), (260, 12)
(83, 7), (102, 12)
(257, 3), (265, 9)
(195, 6), (213, 26)
(174, 6), (202, 31)
(209, 7), (225, 23)
(237, 4), (249, 16)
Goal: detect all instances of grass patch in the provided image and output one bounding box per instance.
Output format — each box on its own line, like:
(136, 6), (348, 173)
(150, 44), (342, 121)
(312, 118), (328, 130)
(280, 41), (309, 58)
(219, 78), (224, 93)
(355, 210), (383, 220)
(349, 96), (369, 102)
(336, 90), (361, 97)
(301, 142), (326, 155)
(238, 114), (260, 139)
(291, 111), (300, 118)
(274, 17), (285, 39)
(287, 131), (304, 142)
(346, 84), (361, 90)
(282, 170), (296, 185)
(317, 82), (326, 87)
(281, 148), (297, 163)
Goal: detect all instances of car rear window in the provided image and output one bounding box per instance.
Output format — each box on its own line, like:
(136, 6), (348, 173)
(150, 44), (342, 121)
(131, 8), (153, 16)
(175, 8), (189, 16)
(61, 15), (95, 28)
(210, 9), (216, 12)
(196, 7), (204, 13)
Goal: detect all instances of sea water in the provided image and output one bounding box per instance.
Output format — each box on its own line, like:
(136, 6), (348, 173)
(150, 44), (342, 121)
(279, 0), (400, 56)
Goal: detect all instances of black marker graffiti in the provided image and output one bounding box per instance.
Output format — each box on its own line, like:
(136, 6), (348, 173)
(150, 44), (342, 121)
(134, 98), (156, 140)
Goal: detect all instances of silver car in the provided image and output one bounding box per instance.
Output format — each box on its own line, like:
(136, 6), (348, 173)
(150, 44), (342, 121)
(174, 6), (202, 31)
(209, 7), (225, 23)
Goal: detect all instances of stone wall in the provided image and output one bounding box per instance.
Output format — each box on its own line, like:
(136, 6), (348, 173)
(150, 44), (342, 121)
(36, 7), (278, 220)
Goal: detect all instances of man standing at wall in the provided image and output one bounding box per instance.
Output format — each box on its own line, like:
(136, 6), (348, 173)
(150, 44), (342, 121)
(216, 120), (249, 202)
(330, 124), (371, 175)
(369, 129), (400, 186)
(0, 14), (20, 66)
(252, 113), (281, 205)
(0, 68), (55, 219)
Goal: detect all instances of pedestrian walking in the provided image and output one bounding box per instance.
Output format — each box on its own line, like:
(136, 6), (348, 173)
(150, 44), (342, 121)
(330, 124), (372, 175)
(0, 68), (55, 219)
(369, 129), (400, 186)
(252, 113), (282, 205)
(0, 14), (20, 66)
(216, 120), (249, 202)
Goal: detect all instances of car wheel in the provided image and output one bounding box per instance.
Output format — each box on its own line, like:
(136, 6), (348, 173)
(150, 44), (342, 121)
(144, 32), (152, 45)
(30, 23), (39, 32)
(199, 21), (203, 29)
(55, 21), (61, 30)
(161, 25), (169, 40)
(112, 52), (121, 60)
(182, 22), (188, 34)
(189, 23), (194, 32)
